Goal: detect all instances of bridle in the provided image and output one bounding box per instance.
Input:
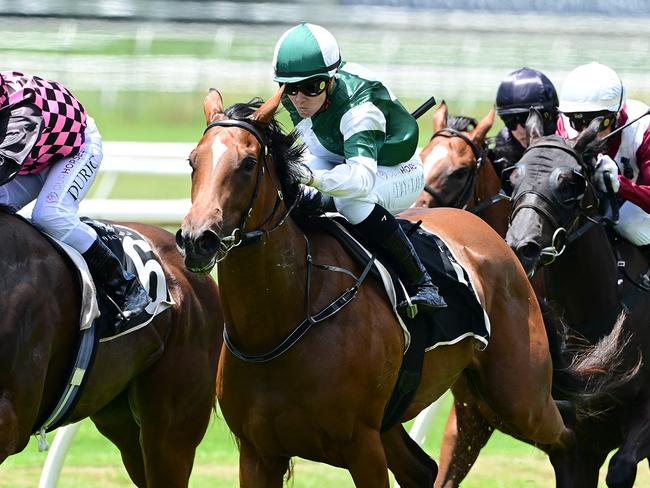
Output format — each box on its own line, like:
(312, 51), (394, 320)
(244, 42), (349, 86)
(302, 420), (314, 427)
(509, 138), (606, 267)
(202, 118), (297, 255)
(423, 127), (505, 213)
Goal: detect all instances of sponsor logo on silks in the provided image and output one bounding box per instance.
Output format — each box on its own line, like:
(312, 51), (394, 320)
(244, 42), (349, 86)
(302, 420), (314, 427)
(67, 154), (99, 201)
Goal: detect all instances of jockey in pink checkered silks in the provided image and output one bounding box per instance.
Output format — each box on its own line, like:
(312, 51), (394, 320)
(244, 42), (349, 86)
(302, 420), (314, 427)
(0, 72), (150, 321)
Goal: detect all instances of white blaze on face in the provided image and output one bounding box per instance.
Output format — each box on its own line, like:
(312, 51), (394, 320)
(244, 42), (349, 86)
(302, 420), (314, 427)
(211, 135), (229, 172)
(423, 145), (449, 175)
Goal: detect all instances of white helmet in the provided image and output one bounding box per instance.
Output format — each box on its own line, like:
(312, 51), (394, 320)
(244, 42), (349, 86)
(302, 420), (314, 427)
(559, 62), (625, 114)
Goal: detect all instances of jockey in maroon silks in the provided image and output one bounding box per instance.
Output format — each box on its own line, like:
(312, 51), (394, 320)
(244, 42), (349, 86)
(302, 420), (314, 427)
(557, 62), (650, 247)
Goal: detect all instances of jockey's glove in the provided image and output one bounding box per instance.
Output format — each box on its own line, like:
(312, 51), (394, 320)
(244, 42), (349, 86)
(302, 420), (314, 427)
(594, 154), (620, 194)
(296, 163), (315, 186)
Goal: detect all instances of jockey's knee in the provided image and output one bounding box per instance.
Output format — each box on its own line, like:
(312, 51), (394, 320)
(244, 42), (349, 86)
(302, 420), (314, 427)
(615, 202), (650, 246)
(334, 198), (375, 225)
(31, 204), (96, 251)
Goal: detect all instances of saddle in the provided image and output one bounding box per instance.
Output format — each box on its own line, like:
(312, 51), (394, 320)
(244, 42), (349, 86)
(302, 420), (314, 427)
(299, 215), (489, 430)
(81, 218), (174, 341)
(32, 218), (174, 440)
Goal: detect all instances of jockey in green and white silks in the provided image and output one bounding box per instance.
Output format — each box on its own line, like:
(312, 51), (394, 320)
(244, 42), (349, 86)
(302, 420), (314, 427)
(283, 62), (423, 223)
(273, 22), (446, 317)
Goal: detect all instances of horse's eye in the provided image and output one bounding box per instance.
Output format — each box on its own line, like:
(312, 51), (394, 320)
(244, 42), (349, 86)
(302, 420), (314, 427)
(241, 156), (257, 171)
(551, 169), (585, 205)
(452, 167), (470, 180)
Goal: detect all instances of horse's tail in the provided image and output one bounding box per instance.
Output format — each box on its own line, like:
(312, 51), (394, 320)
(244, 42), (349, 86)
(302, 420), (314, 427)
(541, 299), (641, 417)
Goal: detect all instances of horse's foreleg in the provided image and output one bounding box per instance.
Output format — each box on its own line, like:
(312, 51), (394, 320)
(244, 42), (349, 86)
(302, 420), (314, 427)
(0, 395), (23, 463)
(133, 358), (216, 488)
(435, 392), (494, 488)
(239, 438), (289, 488)
(606, 399), (650, 488)
(342, 425), (390, 488)
(382, 423), (437, 488)
(90, 392), (145, 487)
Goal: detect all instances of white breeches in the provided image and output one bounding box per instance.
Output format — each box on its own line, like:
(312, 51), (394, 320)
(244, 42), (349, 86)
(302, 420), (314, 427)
(615, 201), (650, 246)
(0, 116), (102, 252)
(311, 153), (424, 224)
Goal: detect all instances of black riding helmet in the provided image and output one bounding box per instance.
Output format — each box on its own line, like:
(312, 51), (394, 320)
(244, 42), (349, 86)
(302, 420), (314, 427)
(496, 67), (559, 135)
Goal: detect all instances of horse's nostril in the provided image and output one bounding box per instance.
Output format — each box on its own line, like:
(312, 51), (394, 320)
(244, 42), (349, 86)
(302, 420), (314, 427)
(196, 231), (220, 255)
(517, 241), (541, 261)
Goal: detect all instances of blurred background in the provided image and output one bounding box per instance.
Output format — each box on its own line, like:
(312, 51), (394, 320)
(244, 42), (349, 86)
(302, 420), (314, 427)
(2, 0), (650, 143)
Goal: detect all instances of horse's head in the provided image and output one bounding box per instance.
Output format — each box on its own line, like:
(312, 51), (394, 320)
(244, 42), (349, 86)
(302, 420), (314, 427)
(176, 88), (304, 273)
(505, 110), (604, 275)
(415, 101), (495, 208)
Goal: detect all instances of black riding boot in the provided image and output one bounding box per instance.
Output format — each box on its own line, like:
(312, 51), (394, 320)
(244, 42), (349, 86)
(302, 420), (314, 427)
(82, 238), (151, 321)
(354, 205), (446, 318)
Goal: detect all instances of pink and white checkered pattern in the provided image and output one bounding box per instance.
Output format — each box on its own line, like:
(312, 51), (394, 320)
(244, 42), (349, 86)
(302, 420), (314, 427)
(1, 71), (87, 174)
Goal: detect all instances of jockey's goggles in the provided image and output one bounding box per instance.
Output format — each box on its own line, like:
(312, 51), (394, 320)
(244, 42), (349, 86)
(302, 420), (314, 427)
(502, 113), (529, 131)
(566, 110), (615, 132)
(282, 77), (329, 97)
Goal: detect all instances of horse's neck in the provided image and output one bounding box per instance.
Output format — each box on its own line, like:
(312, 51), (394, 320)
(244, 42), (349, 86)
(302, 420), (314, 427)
(218, 219), (310, 352)
(545, 224), (619, 324)
(474, 159), (509, 237)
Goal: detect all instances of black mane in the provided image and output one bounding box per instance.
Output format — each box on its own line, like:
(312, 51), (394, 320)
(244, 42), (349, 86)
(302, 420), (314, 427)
(448, 115), (478, 132)
(224, 99), (319, 215)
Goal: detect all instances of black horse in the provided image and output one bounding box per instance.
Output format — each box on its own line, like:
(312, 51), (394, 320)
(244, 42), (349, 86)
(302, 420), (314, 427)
(506, 112), (650, 488)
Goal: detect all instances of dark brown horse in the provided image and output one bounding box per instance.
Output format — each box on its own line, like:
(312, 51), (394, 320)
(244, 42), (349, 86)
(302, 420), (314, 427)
(176, 89), (611, 487)
(0, 214), (223, 487)
(506, 112), (650, 488)
(414, 101), (511, 237)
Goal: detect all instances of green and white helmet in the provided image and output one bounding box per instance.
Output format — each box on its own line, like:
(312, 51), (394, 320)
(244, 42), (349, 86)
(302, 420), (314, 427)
(273, 23), (341, 83)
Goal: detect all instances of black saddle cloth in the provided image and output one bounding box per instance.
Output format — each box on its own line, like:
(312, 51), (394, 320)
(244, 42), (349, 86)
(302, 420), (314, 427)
(82, 218), (170, 339)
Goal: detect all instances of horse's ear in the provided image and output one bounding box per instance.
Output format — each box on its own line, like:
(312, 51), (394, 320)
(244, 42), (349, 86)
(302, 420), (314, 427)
(204, 88), (225, 125)
(433, 100), (448, 131)
(525, 108), (544, 144)
(573, 116), (602, 155)
(470, 106), (495, 144)
(252, 86), (284, 125)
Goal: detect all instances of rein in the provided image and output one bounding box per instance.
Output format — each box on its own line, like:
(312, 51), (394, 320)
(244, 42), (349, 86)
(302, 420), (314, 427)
(203, 119), (296, 253)
(424, 128), (508, 213)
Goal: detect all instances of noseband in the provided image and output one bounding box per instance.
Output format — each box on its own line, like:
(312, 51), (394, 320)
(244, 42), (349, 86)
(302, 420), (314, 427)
(203, 118), (295, 253)
(423, 128), (487, 211)
(510, 139), (601, 266)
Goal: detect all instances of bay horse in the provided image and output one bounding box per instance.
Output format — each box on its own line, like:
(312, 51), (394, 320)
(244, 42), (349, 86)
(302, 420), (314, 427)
(176, 88), (613, 487)
(506, 111), (650, 488)
(414, 101), (511, 237)
(0, 213), (223, 487)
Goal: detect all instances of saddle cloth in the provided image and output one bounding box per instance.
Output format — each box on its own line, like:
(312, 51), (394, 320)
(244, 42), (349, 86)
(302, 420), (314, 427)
(47, 218), (174, 342)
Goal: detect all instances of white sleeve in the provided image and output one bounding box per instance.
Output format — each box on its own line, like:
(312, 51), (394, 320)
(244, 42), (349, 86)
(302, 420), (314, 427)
(310, 155), (377, 198)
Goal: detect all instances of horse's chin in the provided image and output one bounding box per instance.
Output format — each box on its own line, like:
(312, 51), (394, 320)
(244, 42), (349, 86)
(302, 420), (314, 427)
(183, 253), (218, 274)
(520, 257), (540, 279)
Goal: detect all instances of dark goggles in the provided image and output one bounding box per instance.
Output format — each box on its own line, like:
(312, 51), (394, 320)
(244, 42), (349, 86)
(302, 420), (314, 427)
(282, 78), (329, 97)
(501, 113), (529, 131)
(566, 111), (614, 132)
